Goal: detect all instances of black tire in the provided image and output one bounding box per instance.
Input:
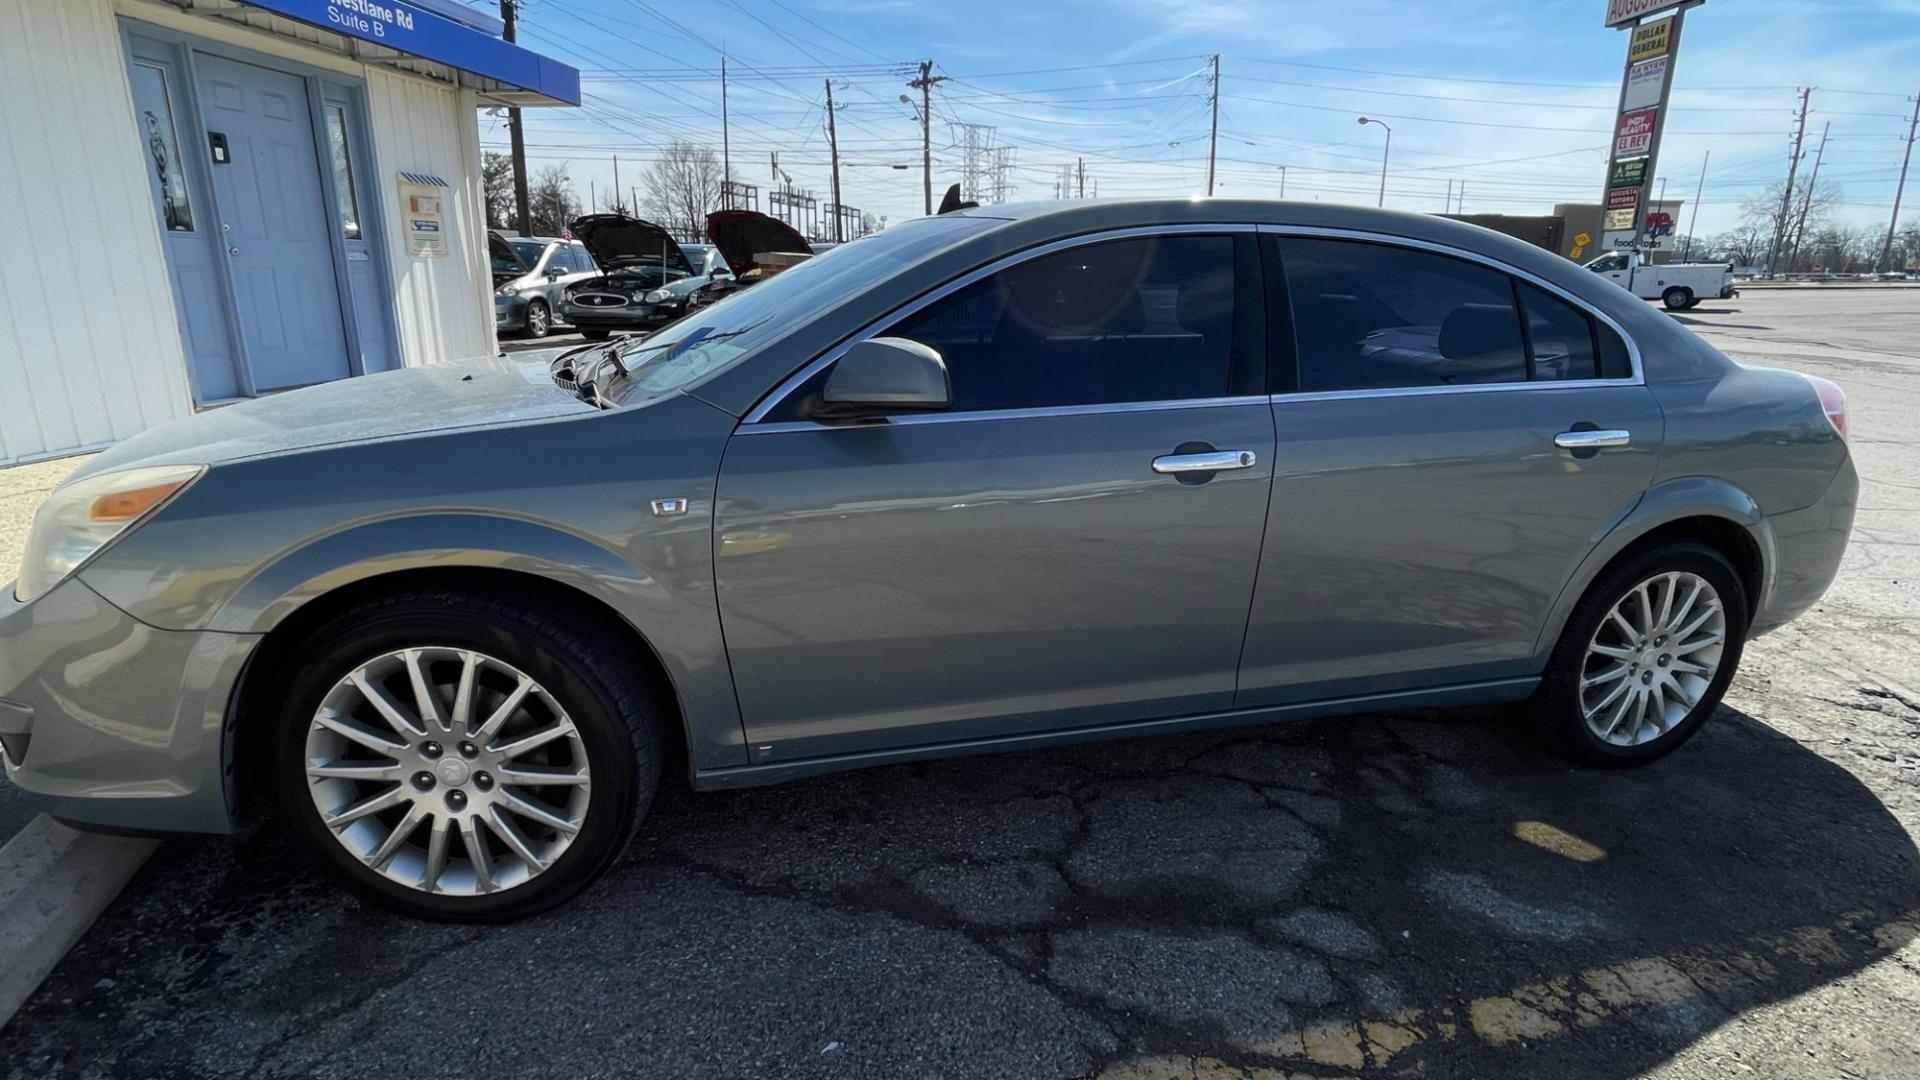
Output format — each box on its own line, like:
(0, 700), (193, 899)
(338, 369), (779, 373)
(1540, 542), (1748, 767)
(271, 587), (662, 922)
(580, 329), (611, 341)
(1662, 287), (1694, 311)
(523, 298), (552, 338)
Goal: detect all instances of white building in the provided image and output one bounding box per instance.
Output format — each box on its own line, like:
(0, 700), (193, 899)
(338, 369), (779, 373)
(0, 0), (579, 466)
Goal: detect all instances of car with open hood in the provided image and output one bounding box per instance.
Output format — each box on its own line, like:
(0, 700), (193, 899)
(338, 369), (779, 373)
(686, 209), (815, 312)
(1, 199), (1856, 923)
(559, 214), (706, 340)
(492, 232), (599, 339)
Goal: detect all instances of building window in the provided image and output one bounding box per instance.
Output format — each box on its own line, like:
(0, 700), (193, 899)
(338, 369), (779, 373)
(325, 105), (362, 240)
(128, 62), (193, 232)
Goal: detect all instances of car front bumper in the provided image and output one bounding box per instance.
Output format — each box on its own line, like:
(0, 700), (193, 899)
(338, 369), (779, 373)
(494, 293), (528, 331)
(0, 578), (257, 835)
(561, 302), (681, 331)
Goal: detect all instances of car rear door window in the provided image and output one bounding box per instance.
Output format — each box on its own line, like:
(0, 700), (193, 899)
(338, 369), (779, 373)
(883, 235), (1243, 412)
(1517, 282), (1601, 381)
(1279, 238), (1526, 391)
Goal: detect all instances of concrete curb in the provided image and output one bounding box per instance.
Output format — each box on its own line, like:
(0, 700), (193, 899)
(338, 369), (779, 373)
(0, 815), (156, 1027)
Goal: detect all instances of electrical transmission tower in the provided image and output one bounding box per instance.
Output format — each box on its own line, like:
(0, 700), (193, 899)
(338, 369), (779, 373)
(989, 146), (1016, 204)
(955, 122), (995, 203)
(1056, 163), (1075, 200)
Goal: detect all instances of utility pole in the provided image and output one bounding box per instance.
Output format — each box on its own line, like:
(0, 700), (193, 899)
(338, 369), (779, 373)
(589, 179), (595, 213)
(1358, 116), (1391, 207)
(1768, 87), (1812, 278)
(1278, 165), (1286, 198)
(1456, 182), (1464, 214)
(825, 79), (844, 243)
(907, 60), (946, 216)
(500, 0), (531, 236)
(1683, 150), (1708, 261)
(612, 154), (621, 212)
(1445, 178), (1452, 214)
(721, 56), (732, 210)
(1881, 88), (1919, 272)
(1205, 54), (1220, 196)
(1077, 157), (1085, 198)
(1787, 121), (1831, 273)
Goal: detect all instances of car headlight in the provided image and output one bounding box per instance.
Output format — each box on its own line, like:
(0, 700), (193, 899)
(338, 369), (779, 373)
(497, 283), (521, 297)
(643, 288), (672, 304)
(15, 465), (205, 603)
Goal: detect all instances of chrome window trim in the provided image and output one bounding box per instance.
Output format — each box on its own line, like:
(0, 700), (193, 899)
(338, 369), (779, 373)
(736, 395), (1270, 436)
(739, 223), (1258, 426)
(1256, 223), (1646, 391)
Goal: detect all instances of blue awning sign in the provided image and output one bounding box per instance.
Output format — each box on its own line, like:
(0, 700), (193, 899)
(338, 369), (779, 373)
(237, 0), (580, 105)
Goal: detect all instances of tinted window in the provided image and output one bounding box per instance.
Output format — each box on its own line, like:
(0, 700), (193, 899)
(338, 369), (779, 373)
(1589, 253), (1629, 273)
(884, 235), (1237, 412)
(508, 239), (545, 270)
(1597, 321), (1633, 378)
(1518, 283), (1598, 381)
(1280, 238), (1524, 391)
(573, 244), (597, 273)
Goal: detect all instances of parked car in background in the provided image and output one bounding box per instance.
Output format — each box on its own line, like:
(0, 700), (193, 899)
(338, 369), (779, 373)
(493, 233), (599, 338)
(3, 200), (1855, 922)
(686, 209), (814, 313)
(561, 219), (735, 340)
(1585, 249), (1736, 309)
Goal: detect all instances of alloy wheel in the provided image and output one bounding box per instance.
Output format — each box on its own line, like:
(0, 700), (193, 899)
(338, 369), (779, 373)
(1579, 571), (1727, 746)
(303, 647), (592, 896)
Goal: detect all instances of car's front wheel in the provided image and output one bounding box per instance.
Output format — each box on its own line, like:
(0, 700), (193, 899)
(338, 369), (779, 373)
(1541, 542), (1747, 766)
(523, 298), (552, 338)
(272, 587), (662, 921)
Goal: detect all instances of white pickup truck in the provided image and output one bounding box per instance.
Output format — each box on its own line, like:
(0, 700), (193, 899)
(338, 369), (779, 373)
(1583, 250), (1736, 310)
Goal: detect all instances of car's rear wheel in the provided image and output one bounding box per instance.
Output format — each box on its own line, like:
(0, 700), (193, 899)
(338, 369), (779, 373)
(272, 588), (661, 921)
(1662, 286), (1695, 310)
(1541, 542), (1747, 766)
(524, 298), (552, 338)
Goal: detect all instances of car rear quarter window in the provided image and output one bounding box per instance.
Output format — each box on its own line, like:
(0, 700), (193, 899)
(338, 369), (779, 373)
(1518, 282), (1601, 381)
(1278, 238), (1526, 391)
(883, 234), (1243, 412)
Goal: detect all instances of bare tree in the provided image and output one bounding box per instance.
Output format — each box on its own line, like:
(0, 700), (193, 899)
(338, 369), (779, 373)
(1741, 177), (1841, 274)
(529, 164), (581, 235)
(482, 151), (516, 230)
(640, 141), (725, 241)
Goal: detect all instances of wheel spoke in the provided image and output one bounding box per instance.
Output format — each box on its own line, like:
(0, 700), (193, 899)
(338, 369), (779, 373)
(422, 815), (451, 892)
(306, 760), (404, 782)
(1670, 657), (1712, 677)
(1672, 631), (1725, 657)
(1665, 677), (1699, 709)
(1601, 688), (1637, 739)
(350, 669), (427, 739)
(1665, 579), (1705, 636)
(404, 650), (450, 732)
(1607, 609), (1640, 644)
(490, 721), (570, 760)
(1654, 572), (1678, 632)
(1582, 663), (1631, 689)
(498, 789), (581, 835)
(472, 675), (535, 743)
(325, 783), (410, 828)
(1587, 677), (1632, 720)
(486, 808), (548, 869)
(367, 801), (429, 867)
(1673, 602), (1723, 644)
(459, 815), (494, 893)
(497, 762), (590, 787)
(314, 712), (408, 755)
(1591, 642), (1639, 661)
(451, 652), (480, 734)
(1633, 582), (1656, 637)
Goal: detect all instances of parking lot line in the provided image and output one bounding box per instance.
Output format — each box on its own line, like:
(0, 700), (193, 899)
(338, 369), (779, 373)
(0, 815), (156, 1026)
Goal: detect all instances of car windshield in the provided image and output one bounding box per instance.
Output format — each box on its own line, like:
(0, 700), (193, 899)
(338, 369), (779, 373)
(607, 214), (1002, 404)
(508, 239), (547, 269)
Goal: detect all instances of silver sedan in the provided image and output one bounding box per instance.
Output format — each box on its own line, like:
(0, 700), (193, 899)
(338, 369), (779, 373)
(0, 200), (1856, 920)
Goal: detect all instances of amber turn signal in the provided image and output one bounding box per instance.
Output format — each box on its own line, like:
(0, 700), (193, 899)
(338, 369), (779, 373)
(89, 481), (188, 523)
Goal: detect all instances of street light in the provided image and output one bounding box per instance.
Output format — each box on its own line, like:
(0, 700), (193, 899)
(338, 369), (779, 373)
(1358, 116), (1392, 207)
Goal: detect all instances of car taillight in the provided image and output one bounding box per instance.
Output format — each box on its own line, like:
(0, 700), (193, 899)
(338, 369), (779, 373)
(1804, 374), (1848, 439)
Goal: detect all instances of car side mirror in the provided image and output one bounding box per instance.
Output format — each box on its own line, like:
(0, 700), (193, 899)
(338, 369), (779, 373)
(810, 337), (951, 419)
(547, 267), (566, 279)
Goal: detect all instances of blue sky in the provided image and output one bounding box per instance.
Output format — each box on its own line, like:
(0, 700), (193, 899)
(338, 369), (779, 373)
(480, 0), (1920, 238)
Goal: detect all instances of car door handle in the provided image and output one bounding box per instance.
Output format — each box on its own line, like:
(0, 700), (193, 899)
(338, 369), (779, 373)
(1554, 429), (1631, 450)
(1152, 450), (1257, 474)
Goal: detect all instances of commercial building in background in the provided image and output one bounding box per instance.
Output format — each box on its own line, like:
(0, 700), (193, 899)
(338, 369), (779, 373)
(0, 0), (580, 466)
(1444, 199), (1685, 264)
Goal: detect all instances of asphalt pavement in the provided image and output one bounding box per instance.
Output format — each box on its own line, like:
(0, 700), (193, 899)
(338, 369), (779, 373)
(1, 290), (1918, 1079)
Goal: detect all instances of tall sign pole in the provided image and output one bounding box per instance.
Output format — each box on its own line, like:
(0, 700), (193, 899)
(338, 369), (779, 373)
(1598, 1), (1699, 257)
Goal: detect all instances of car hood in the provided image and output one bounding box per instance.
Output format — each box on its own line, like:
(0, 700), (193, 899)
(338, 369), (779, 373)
(706, 210), (812, 275)
(570, 214), (692, 275)
(489, 231), (530, 287)
(73, 355), (596, 477)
